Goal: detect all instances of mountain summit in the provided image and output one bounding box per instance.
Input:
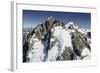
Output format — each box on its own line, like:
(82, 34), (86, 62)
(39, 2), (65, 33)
(23, 17), (91, 62)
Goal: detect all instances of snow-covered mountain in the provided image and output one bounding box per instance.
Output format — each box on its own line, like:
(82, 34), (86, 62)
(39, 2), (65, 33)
(23, 17), (91, 62)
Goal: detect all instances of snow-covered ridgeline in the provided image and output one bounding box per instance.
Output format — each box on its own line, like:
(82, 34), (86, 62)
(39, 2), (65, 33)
(26, 21), (91, 62)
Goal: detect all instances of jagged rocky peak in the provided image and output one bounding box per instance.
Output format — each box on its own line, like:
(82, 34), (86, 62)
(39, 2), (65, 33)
(29, 16), (65, 40)
(46, 16), (64, 27)
(65, 21), (78, 30)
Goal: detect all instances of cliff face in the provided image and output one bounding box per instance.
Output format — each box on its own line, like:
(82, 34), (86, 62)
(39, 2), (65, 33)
(23, 17), (91, 62)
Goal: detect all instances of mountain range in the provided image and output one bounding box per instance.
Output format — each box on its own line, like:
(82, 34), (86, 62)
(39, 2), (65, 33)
(23, 17), (91, 62)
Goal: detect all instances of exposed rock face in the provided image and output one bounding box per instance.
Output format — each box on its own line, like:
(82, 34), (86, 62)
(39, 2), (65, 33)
(23, 17), (91, 62)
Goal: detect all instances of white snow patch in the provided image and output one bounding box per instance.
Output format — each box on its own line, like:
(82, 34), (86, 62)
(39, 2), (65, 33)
(81, 47), (91, 60)
(27, 35), (45, 62)
(47, 45), (59, 61)
(47, 26), (73, 61)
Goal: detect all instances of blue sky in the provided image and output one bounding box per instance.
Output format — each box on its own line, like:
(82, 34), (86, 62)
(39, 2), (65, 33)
(23, 10), (91, 29)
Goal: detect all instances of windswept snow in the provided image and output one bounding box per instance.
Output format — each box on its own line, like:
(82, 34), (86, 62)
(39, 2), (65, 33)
(47, 26), (73, 61)
(27, 34), (45, 62)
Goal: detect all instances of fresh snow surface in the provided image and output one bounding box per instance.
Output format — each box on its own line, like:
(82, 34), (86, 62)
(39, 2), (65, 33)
(81, 47), (91, 60)
(27, 35), (45, 62)
(47, 26), (73, 61)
